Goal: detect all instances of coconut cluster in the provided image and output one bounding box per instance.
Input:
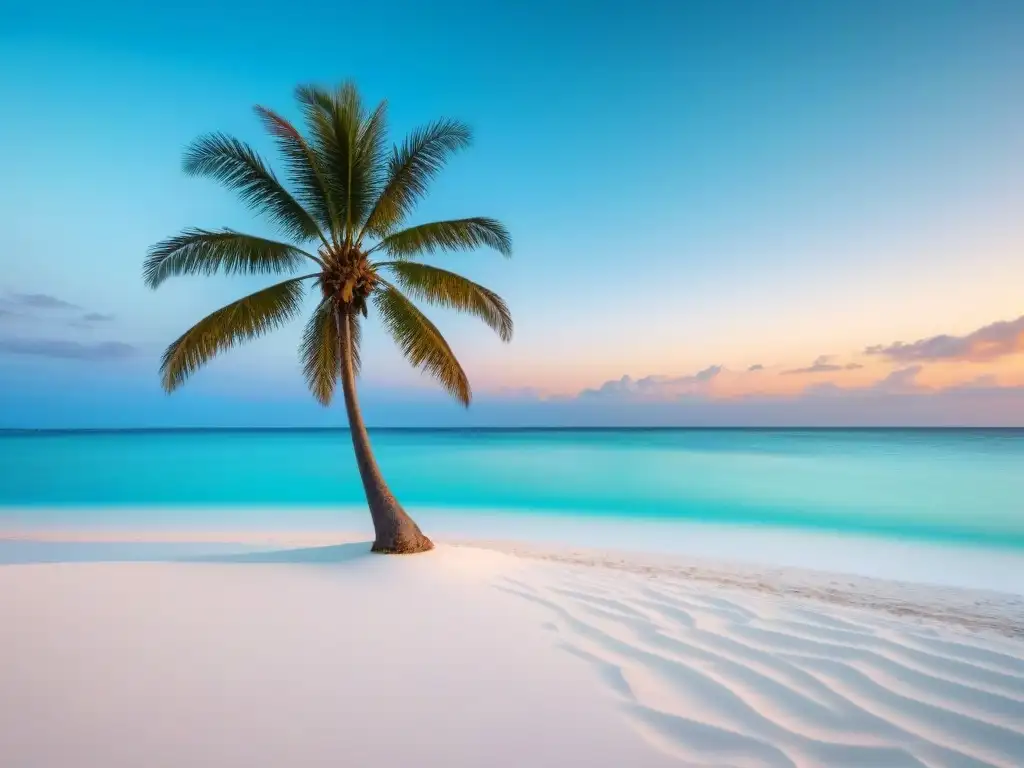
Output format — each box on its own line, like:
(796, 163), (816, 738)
(320, 246), (378, 314)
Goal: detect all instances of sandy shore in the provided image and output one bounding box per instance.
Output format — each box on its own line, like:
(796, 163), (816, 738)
(2, 537), (1023, 767)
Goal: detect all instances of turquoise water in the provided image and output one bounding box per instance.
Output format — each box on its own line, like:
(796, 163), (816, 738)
(1, 428), (1022, 548)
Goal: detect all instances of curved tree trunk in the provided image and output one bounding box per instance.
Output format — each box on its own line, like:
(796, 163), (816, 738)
(336, 309), (434, 554)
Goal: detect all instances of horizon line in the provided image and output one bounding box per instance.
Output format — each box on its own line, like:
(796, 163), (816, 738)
(3, 426), (1024, 435)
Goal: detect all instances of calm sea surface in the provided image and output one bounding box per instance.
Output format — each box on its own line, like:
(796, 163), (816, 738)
(1, 428), (1022, 549)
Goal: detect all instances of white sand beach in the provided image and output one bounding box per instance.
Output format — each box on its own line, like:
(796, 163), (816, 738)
(2, 534), (1024, 768)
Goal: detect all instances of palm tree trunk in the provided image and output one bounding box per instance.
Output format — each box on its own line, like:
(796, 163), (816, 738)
(336, 309), (433, 554)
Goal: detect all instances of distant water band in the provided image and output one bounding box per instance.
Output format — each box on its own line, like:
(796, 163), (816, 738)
(1, 428), (1022, 549)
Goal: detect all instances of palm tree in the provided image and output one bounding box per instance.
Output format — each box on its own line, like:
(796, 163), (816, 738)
(143, 82), (513, 554)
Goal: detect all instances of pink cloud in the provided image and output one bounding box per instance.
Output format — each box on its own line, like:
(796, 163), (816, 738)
(579, 365), (725, 400)
(870, 365), (926, 394)
(782, 354), (864, 375)
(865, 315), (1024, 363)
(469, 378), (1024, 427)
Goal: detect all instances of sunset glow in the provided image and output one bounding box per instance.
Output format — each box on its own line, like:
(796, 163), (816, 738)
(2, 2), (1024, 426)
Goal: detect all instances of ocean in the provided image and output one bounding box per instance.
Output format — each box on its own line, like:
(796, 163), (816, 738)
(1, 427), (1021, 544)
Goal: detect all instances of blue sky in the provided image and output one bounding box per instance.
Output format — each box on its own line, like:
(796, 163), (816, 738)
(3, 0), (1024, 427)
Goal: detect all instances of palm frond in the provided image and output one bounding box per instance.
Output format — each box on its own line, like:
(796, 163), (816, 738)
(254, 106), (336, 238)
(183, 133), (323, 243)
(160, 276), (310, 392)
(144, 229), (315, 289)
(299, 296), (364, 405)
(352, 99), (389, 233)
(294, 85), (344, 239)
(371, 217), (512, 259)
(350, 309), (363, 374)
(378, 261), (512, 342)
(374, 280), (471, 406)
(295, 83), (337, 117)
(359, 120), (472, 241)
(299, 297), (340, 405)
(293, 82), (367, 242)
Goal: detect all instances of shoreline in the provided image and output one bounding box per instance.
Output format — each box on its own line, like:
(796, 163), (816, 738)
(3, 529), (1023, 638)
(457, 540), (1024, 639)
(4, 502), (1023, 553)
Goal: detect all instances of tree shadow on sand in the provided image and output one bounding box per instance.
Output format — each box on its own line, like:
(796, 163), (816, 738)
(184, 542), (374, 564)
(0, 540), (377, 566)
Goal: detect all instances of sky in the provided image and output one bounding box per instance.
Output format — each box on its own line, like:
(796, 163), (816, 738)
(2, 0), (1024, 427)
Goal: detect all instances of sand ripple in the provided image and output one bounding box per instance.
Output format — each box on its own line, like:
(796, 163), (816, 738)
(495, 566), (1024, 768)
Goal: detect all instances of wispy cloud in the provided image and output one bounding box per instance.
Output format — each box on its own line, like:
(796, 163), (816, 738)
(691, 364), (723, 382)
(579, 364), (723, 399)
(865, 315), (1024, 363)
(0, 338), (137, 361)
(782, 355), (864, 375)
(2, 291), (119, 329)
(541, 363), (1024, 425)
(68, 311), (118, 329)
(747, 364), (764, 372)
(6, 292), (81, 310)
(870, 365), (926, 394)
(803, 365), (926, 398)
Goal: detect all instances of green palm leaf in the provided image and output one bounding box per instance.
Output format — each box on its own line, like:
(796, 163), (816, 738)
(371, 217), (512, 259)
(254, 106), (337, 239)
(295, 83), (337, 118)
(374, 280), (471, 405)
(183, 133), (323, 243)
(350, 309), (362, 374)
(360, 120), (473, 241)
(160, 276), (311, 392)
(378, 261), (512, 342)
(300, 297), (340, 405)
(295, 83), (364, 241)
(144, 229), (315, 289)
(294, 85), (346, 240)
(352, 100), (389, 233)
(299, 297), (364, 406)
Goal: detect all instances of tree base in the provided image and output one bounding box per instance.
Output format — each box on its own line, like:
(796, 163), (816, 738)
(370, 534), (435, 555)
(369, 508), (435, 555)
